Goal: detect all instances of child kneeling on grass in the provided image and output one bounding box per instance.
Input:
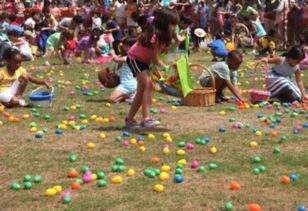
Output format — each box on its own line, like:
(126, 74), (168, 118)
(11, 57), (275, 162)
(199, 50), (246, 103)
(0, 48), (51, 108)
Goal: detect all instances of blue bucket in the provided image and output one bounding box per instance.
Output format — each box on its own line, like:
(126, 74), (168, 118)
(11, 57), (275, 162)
(28, 86), (54, 107)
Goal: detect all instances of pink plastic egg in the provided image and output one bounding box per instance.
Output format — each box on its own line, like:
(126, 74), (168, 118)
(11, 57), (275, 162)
(163, 144), (169, 148)
(60, 191), (71, 200)
(160, 109), (166, 114)
(83, 175), (92, 183)
(191, 160), (199, 169)
(186, 143), (194, 150)
(122, 140), (129, 146)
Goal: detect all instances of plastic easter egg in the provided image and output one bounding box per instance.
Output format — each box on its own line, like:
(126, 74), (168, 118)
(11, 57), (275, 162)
(163, 147), (170, 154)
(281, 175), (291, 184)
(118, 166), (126, 173)
(53, 185), (62, 193)
(115, 158), (124, 165)
(253, 156), (262, 163)
(208, 163), (218, 170)
(24, 175), (31, 182)
(297, 205), (306, 211)
(10, 182), (21, 190)
(150, 156), (160, 163)
(130, 138), (137, 145)
(63, 195), (72, 204)
(34, 175), (43, 183)
(174, 175), (184, 183)
(91, 174), (98, 181)
(273, 147), (281, 154)
(69, 155), (78, 162)
(289, 174), (298, 181)
(226, 42), (234, 51)
(191, 160), (199, 169)
(165, 136), (173, 143)
(253, 168), (260, 175)
(178, 159), (187, 165)
(97, 180), (107, 187)
(229, 182), (240, 190)
(159, 172), (169, 181)
(99, 133), (106, 139)
(225, 202), (233, 210)
(249, 141), (258, 148)
(161, 165), (171, 172)
(127, 169), (135, 176)
(219, 111), (226, 115)
(153, 184), (164, 192)
(258, 165), (266, 173)
(87, 142), (96, 149)
(139, 146), (146, 152)
(68, 170), (79, 178)
(123, 131), (131, 137)
(198, 166), (205, 172)
(97, 171), (105, 179)
(83, 175), (92, 184)
(210, 147), (217, 154)
(219, 127), (226, 133)
(248, 204), (261, 211)
(112, 176), (122, 184)
(45, 188), (57, 196)
(176, 149), (186, 156)
(175, 168), (183, 174)
(71, 182), (81, 190)
(23, 114), (30, 119)
(186, 143), (194, 150)
(148, 133), (155, 139)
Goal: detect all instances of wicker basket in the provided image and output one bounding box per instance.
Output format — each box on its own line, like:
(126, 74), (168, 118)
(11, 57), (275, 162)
(249, 62), (270, 103)
(182, 64), (216, 106)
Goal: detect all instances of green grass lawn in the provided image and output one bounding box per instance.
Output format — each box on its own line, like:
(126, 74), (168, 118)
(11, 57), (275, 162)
(0, 52), (307, 211)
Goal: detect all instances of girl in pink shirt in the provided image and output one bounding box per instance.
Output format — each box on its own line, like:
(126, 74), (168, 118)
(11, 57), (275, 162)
(125, 8), (179, 129)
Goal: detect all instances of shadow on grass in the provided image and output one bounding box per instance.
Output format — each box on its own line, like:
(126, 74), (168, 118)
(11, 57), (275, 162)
(86, 99), (110, 103)
(93, 126), (171, 134)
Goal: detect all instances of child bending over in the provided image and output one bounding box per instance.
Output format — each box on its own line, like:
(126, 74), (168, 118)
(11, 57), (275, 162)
(199, 50), (246, 103)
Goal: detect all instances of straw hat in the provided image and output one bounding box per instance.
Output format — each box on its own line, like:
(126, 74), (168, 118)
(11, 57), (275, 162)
(194, 28), (206, 38)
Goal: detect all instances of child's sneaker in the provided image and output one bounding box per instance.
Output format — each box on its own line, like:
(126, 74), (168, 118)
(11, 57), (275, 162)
(44, 61), (50, 66)
(125, 118), (140, 130)
(18, 98), (28, 107)
(140, 118), (160, 128)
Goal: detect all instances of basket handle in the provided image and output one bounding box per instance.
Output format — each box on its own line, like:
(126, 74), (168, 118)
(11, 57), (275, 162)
(189, 64), (216, 90)
(252, 62), (269, 89)
(31, 86), (54, 95)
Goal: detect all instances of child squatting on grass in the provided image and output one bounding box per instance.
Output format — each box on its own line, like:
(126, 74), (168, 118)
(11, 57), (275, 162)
(199, 50), (246, 103)
(0, 48), (51, 108)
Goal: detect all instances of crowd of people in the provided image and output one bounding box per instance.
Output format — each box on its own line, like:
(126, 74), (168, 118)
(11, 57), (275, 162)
(0, 0), (308, 128)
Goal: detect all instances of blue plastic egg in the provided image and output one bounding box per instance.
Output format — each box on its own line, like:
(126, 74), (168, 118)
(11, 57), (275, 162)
(174, 175), (184, 183)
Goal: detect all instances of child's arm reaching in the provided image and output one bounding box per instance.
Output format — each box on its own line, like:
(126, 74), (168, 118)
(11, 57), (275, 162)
(225, 80), (246, 102)
(152, 43), (167, 68)
(27, 73), (52, 89)
(295, 69), (308, 100)
(113, 55), (126, 64)
(260, 57), (281, 65)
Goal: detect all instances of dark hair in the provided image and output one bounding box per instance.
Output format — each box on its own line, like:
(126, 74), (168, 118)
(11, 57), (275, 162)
(8, 14), (16, 22)
(90, 28), (101, 42)
(3, 48), (21, 61)
(228, 50), (243, 62)
(180, 14), (192, 25)
(123, 36), (138, 47)
(72, 16), (83, 24)
(0, 12), (8, 21)
(214, 33), (222, 40)
(61, 31), (74, 40)
(7, 30), (18, 37)
(282, 45), (305, 60)
(139, 8), (179, 48)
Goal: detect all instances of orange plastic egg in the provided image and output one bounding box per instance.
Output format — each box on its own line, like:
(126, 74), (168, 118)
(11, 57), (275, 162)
(248, 203), (261, 211)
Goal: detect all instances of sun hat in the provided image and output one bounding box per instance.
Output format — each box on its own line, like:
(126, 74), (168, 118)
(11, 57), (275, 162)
(194, 28), (206, 38)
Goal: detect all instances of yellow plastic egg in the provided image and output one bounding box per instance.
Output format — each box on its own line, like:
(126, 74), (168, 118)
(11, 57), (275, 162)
(81, 119), (88, 124)
(153, 184), (164, 192)
(130, 138), (137, 145)
(162, 133), (170, 138)
(219, 111), (226, 116)
(255, 131), (262, 136)
(176, 149), (186, 156)
(45, 188), (57, 197)
(139, 146), (146, 152)
(127, 169), (135, 176)
(87, 142), (96, 149)
(210, 146), (217, 154)
(62, 120), (68, 125)
(30, 127), (37, 133)
(59, 124), (68, 130)
(91, 174), (97, 181)
(159, 172), (169, 181)
(102, 118), (110, 123)
(171, 106), (177, 110)
(105, 103), (111, 107)
(259, 117), (266, 122)
(99, 133), (106, 139)
(163, 147), (170, 154)
(0, 121), (3, 126)
(68, 121), (75, 125)
(164, 136), (173, 143)
(160, 165), (171, 172)
(90, 115), (97, 120)
(23, 114), (30, 119)
(70, 105), (77, 110)
(53, 185), (62, 194)
(249, 141), (258, 148)
(9, 116), (14, 122)
(177, 159), (187, 165)
(152, 99), (157, 103)
(111, 176), (122, 184)
(148, 134), (155, 139)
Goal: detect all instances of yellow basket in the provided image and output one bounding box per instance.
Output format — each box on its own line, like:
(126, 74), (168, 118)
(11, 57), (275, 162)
(182, 64), (216, 106)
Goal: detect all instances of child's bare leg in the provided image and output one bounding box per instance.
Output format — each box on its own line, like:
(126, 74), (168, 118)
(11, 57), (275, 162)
(127, 73), (146, 120)
(141, 71), (152, 120)
(45, 49), (53, 65)
(215, 76), (227, 94)
(210, 49), (218, 61)
(109, 90), (127, 103)
(2, 96), (19, 108)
